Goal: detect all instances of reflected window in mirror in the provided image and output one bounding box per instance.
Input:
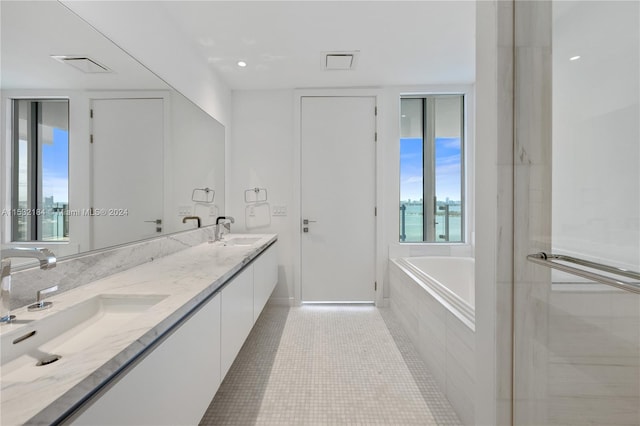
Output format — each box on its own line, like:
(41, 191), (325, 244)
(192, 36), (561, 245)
(11, 99), (69, 242)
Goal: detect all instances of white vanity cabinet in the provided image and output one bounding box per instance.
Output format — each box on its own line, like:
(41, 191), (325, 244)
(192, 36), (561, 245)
(73, 293), (222, 426)
(221, 241), (278, 377)
(253, 244), (278, 322)
(220, 265), (254, 377)
(70, 241), (278, 425)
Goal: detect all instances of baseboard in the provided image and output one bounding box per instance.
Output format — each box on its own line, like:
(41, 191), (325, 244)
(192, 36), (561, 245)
(267, 297), (295, 306)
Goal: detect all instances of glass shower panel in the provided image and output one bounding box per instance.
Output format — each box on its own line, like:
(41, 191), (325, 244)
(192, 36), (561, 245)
(514, 1), (639, 425)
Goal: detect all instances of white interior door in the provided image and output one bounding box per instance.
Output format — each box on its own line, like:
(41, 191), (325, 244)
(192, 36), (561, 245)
(301, 96), (376, 302)
(91, 98), (164, 250)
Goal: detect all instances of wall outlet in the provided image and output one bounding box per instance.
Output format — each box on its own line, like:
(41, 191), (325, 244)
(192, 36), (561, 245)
(272, 205), (287, 216)
(178, 205), (191, 216)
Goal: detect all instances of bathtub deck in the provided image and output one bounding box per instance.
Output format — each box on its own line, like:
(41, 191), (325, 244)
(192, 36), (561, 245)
(200, 304), (462, 425)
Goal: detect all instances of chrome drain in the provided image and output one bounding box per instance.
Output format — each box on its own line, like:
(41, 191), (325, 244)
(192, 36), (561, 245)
(36, 354), (61, 366)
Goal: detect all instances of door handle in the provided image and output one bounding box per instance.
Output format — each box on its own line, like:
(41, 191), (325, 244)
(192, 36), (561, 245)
(303, 219), (316, 232)
(144, 219), (162, 233)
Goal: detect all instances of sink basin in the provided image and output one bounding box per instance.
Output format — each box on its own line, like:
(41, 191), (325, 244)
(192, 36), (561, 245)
(222, 237), (261, 246)
(1, 294), (167, 375)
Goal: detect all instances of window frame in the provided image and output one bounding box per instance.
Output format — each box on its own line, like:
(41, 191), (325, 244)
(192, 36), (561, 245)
(399, 93), (466, 244)
(10, 98), (70, 242)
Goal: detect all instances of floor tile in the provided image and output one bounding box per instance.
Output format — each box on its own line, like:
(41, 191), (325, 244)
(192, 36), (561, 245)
(200, 304), (462, 425)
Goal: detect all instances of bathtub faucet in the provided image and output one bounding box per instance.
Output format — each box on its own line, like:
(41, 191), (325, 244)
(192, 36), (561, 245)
(1, 247), (57, 323)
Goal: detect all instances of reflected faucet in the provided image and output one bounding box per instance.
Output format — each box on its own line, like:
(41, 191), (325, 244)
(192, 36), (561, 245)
(215, 216), (235, 240)
(182, 216), (201, 228)
(1, 248), (57, 323)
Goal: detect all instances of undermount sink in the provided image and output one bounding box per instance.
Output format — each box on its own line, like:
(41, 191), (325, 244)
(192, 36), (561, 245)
(221, 237), (261, 246)
(1, 294), (167, 376)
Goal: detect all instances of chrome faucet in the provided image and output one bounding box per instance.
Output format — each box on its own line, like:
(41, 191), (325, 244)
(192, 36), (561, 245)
(1, 248), (57, 323)
(215, 216), (235, 240)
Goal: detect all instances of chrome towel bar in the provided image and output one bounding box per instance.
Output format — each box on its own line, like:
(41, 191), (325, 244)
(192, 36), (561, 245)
(527, 252), (640, 294)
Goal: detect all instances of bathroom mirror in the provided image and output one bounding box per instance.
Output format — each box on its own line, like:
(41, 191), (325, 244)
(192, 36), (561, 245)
(0, 1), (225, 261)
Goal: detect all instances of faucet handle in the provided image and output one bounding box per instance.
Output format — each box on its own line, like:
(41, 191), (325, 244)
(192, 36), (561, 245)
(28, 285), (58, 311)
(37, 285), (58, 302)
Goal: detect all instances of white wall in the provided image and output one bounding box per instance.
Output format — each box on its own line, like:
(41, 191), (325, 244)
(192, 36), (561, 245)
(228, 90), (295, 304)
(230, 86), (474, 305)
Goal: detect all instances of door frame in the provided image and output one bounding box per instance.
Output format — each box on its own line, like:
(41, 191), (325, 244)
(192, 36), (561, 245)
(293, 89), (384, 306)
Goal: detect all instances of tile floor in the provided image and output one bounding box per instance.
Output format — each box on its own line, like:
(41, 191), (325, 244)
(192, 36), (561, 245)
(200, 304), (462, 425)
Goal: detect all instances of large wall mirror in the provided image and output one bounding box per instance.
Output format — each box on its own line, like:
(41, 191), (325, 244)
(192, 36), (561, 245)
(1, 1), (225, 264)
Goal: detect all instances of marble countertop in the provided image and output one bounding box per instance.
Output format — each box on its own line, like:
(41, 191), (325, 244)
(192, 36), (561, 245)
(0, 234), (277, 426)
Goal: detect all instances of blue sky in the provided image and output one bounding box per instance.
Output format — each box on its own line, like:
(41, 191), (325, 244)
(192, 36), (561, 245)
(41, 128), (69, 203)
(400, 137), (461, 202)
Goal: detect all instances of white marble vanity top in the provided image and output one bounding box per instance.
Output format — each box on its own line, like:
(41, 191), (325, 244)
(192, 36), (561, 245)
(0, 233), (277, 426)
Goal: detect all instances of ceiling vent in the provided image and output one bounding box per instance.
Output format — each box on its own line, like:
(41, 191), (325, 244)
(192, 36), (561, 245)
(51, 55), (112, 73)
(322, 51), (359, 71)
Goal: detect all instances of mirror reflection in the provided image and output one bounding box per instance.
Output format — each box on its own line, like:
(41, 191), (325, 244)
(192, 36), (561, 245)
(1, 1), (225, 260)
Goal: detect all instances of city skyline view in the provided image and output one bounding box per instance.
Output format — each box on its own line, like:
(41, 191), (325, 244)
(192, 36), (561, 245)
(43, 127), (69, 204)
(400, 136), (462, 203)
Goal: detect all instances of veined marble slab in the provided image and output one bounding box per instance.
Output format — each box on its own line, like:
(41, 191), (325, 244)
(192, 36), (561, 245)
(8, 226), (219, 310)
(0, 233), (277, 426)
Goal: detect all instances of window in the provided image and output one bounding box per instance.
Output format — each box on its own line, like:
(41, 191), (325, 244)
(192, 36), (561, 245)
(399, 95), (464, 243)
(12, 99), (69, 241)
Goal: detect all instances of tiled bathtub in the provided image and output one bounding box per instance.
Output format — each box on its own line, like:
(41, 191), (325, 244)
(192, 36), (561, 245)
(389, 257), (475, 425)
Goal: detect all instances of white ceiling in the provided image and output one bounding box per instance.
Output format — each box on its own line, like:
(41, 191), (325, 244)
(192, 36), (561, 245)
(160, 1), (476, 90)
(2, 1), (476, 92)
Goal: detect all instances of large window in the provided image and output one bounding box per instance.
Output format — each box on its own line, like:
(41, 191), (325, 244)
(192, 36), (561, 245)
(399, 95), (464, 243)
(12, 99), (69, 241)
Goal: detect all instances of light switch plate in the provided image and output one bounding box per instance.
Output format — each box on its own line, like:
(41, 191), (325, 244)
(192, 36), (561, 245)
(272, 205), (287, 216)
(178, 205), (191, 216)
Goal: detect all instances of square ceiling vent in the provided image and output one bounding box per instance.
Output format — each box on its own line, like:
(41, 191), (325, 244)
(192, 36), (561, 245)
(322, 51), (359, 71)
(51, 55), (112, 73)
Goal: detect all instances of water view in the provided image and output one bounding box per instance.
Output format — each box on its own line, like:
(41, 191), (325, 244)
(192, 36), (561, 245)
(399, 202), (462, 243)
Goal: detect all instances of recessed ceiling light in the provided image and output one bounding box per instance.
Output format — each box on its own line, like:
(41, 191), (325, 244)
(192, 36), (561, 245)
(237, 61), (247, 67)
(570, 55), (581, 61)
(401, 115), (407, 118)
